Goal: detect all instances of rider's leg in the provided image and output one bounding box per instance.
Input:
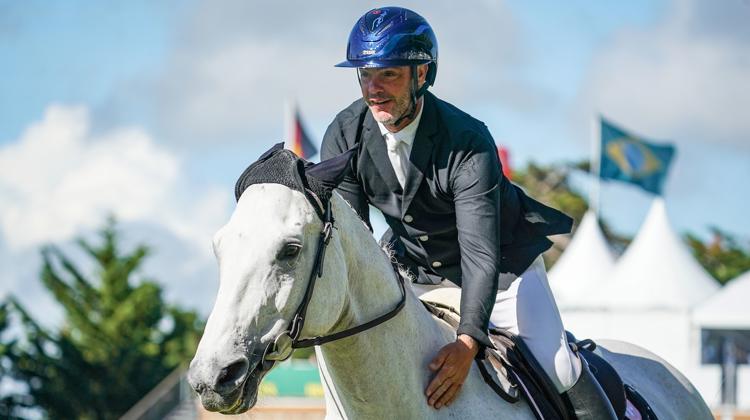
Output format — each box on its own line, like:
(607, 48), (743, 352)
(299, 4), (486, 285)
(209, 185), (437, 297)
(490, 256), (581, 392)
(489, 256), (616, 419)
(564, 354), (618, 420)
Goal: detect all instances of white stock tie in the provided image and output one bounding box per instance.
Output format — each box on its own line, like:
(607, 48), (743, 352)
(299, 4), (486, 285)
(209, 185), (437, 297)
(386, 135), (408, 189)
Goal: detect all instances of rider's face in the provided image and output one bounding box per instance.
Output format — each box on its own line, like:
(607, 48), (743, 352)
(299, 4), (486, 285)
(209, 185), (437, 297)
(358, 65), (427, 130)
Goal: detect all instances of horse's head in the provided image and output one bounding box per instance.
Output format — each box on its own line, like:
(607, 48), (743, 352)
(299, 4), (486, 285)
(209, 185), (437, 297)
(188, 144), (355, 414)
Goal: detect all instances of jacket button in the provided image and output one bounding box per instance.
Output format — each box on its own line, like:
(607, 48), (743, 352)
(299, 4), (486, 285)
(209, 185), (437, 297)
(404, 214), (414, 223)
(419, 235), (429, 242)
(432, 261), (442, 268)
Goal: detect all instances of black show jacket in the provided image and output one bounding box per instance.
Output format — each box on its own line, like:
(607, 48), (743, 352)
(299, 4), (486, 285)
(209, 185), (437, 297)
(321, 92), (572, 347)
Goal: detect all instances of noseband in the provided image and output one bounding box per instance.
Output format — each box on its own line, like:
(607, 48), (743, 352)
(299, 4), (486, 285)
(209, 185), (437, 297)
(261, 195), (406, 368)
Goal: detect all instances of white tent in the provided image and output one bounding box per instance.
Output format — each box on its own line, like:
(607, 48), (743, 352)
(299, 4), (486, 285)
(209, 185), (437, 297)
(591, 198), (719, 310)
(548, 210), (615, 310)
(693, 270), (750, 329)
(692, 271), (750, 409)
(558, 198), (725, 407)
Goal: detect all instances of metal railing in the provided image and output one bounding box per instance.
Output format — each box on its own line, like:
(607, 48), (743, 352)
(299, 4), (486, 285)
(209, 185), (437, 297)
(119, 367), (196, 420)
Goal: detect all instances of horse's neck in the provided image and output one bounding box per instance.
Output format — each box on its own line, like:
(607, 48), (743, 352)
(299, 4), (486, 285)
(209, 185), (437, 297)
(325, 195), (436, 338)
(316, 196), (531, 418)
(322, 295), (451, 416)
(317, 196), (454, 415)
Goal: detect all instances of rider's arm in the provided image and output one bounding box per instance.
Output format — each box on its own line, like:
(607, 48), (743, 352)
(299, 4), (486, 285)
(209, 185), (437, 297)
(450, 128), (502, 350)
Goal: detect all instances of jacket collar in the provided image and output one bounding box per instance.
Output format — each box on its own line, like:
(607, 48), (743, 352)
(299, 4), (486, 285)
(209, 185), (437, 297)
(363, 108), (403, 193)
(361, 92), (439, 211)
(375, 102), (424, 150)
(402, 92), (438, 213)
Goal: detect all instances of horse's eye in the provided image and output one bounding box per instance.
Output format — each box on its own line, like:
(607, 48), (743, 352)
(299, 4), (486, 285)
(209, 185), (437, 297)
(279, 243), (302, 259)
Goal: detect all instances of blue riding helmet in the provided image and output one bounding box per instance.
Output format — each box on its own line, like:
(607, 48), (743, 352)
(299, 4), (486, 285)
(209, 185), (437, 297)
(336, 7), (438, 90)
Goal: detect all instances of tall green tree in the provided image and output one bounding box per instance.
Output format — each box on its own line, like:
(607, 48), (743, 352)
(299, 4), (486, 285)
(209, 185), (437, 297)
(2, 219), (203, 419)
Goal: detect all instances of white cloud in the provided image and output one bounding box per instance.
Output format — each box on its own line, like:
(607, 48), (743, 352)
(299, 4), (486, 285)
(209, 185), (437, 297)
(0, 104), (231, 252)
(581, 0), (750, 148)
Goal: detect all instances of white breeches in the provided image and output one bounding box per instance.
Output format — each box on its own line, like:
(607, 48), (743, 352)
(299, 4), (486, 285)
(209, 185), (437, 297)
(488, 256), (582, 393)
(411, 255), (581, 393)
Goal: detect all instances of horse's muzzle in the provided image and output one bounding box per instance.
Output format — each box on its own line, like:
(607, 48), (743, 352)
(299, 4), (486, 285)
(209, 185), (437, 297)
(188, 354), (262, 413)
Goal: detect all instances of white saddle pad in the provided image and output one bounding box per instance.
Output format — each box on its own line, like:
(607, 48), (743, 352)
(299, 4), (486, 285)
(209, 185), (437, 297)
(411, 280), (462, 314)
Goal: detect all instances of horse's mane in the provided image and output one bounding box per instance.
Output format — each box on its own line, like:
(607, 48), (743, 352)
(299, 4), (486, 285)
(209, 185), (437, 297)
(331, 191), (415, 285)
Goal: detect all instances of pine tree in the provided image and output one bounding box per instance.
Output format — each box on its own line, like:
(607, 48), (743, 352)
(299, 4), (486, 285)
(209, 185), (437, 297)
(2, 219), (203, 419)
(0, 301), (29, 419)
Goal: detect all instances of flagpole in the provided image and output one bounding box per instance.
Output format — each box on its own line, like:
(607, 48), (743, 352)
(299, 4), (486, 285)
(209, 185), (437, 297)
(590, 114), (602, 217)
(283, 99), (294, 149)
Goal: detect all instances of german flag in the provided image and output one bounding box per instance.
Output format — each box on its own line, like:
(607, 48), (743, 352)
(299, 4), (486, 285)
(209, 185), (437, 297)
(286, 106), (318, 160)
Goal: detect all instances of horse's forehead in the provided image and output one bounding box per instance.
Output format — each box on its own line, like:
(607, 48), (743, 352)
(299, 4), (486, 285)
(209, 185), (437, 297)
(223, 184), (315, 238)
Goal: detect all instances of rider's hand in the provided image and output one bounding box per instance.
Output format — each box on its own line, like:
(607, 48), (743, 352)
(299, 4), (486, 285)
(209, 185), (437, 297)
(425, 334), (480, 409)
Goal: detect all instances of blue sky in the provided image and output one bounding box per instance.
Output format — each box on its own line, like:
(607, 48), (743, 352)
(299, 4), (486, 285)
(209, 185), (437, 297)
(1, 0), (748, 319)
(0, 1), (179, 141)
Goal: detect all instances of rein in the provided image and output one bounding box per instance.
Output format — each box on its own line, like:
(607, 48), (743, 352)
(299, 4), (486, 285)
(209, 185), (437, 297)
(262, 196), (407, 366)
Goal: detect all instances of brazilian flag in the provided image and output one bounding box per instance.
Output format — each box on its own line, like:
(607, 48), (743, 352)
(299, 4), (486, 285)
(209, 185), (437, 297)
(599, 117), (676, 195)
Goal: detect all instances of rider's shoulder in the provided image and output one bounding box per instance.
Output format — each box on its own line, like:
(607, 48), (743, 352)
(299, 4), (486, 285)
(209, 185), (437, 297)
(322, 98), (369, 150)
(431, 94), (493, 148)
(331, 98), (369, 127)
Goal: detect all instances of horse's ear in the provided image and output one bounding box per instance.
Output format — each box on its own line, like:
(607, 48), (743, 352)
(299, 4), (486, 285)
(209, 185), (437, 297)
(258, 142), (285, 161)
(305, 146), (357, 189)
(234, 142), (286, 201)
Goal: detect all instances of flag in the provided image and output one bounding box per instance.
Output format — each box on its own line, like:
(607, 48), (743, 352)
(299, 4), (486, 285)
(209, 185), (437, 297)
(497, 145), (513, 180)
(599, 117), (675, 195)
(287, 106), (318, 159)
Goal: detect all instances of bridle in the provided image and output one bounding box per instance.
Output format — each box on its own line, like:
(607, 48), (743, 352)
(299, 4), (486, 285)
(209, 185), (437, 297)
(261, 194), (406, 369)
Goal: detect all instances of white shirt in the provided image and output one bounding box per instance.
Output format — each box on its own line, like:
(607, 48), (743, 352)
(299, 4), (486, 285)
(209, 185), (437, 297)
(376, 103), (424, 189)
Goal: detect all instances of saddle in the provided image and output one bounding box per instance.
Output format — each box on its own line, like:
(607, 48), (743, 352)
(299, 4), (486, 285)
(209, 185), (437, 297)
(420, 298), (658, 420)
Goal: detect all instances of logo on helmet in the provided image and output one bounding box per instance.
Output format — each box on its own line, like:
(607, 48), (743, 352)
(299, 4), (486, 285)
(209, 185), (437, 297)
(371, 10), (387, 30)
(362, 50), (376, 55)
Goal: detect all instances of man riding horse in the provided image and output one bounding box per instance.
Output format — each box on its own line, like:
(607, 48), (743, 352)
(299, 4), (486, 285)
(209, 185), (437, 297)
(321, 7), (616, 419)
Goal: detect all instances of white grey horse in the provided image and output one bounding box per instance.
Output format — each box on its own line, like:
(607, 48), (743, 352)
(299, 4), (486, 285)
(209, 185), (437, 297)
(188, 179), (712, 419)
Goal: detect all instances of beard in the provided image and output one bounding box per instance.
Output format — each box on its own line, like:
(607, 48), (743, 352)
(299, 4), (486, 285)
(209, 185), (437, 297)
(366, 90), (413, 127)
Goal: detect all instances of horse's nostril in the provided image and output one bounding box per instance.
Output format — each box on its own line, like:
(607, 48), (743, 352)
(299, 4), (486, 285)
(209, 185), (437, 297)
(214, 357), (251, 393)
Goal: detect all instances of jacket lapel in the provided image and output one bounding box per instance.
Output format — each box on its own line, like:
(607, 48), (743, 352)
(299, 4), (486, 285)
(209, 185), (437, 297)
(363, 110), (404, 194)
(402, 93), (438, 213)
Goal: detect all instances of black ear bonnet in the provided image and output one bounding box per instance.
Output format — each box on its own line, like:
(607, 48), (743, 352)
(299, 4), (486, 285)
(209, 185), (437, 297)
(234, 142), (356, 220)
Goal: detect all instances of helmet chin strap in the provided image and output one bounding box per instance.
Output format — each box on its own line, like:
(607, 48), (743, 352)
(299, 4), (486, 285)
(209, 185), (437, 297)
(392, 65), (425, 129)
